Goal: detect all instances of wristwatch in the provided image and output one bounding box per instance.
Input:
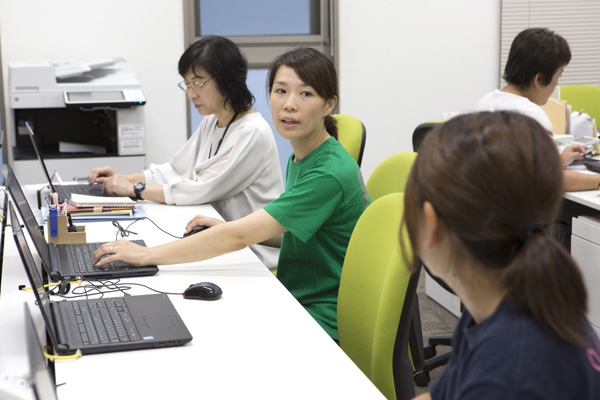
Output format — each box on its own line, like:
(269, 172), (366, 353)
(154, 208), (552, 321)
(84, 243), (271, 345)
(133, 182), (146, 200)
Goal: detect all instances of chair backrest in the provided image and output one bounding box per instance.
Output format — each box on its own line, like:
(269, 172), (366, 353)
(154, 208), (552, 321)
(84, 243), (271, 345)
(333, 114), (367, 166)
(338, 193), (420, 400)
(412, 121), (441, 152)
(559, 85), (600, 123)
(365, 152), (417, 203)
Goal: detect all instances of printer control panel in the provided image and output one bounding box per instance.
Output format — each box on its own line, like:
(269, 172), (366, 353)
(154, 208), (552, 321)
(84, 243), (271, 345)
(123, 89), (146, 103)
(64, 89), (146, 108)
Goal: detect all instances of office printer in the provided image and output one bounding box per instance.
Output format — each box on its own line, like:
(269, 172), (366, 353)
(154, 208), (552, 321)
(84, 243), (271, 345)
(7, 58), (147, 184)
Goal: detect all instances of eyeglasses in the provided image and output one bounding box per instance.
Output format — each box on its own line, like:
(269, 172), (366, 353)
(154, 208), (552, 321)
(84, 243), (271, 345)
(178, 77), (213, 93)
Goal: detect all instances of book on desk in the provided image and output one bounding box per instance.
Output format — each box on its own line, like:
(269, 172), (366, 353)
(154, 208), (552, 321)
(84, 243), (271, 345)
(65, 194), (144, 221)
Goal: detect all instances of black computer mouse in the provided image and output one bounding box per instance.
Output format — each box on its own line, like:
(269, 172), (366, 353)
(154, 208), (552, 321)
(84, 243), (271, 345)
(183, 282), (222, 301)
(182, 224), (209, 238)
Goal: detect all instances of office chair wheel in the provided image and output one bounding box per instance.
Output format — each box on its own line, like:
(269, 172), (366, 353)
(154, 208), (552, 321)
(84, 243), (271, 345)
(424, 344), (437, 360)
(414, 371), (430, 387)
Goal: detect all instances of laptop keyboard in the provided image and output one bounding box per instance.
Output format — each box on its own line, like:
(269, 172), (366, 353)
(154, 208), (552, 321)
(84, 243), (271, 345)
(57, 183), (103, 201)
(583, 158), (600, 173)
(72, 298), (141, 345)
(68, 243), (127, 273)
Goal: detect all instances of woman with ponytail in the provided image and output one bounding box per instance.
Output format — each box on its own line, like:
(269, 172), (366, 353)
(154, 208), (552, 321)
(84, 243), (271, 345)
(405, 111), (600, 399)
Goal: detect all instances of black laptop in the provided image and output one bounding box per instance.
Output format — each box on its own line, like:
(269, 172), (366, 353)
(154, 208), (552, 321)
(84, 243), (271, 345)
(24, 303), (59, 400)
(0, 188), (9, 285)
(24, 122), (104, 203)
(14, 208), (193, 355)
(583, 155), (600, 174)
(7, 166), (159, 281)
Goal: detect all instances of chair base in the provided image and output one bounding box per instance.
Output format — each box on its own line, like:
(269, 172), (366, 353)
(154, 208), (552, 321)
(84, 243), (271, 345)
(413, 336), (452, 387)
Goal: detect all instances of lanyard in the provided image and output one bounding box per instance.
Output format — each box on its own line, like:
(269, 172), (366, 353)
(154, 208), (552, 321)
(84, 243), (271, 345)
(210, 113), (238, 158)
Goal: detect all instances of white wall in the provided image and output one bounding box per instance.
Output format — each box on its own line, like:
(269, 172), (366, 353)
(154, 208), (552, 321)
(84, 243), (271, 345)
(338, 0), (501, 179)
(0, 0), (502, 181)
(0, 0), (187, 169)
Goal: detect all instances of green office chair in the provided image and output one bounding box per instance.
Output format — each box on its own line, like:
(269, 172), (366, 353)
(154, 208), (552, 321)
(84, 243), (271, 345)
(338, 193), (421, 400)
(333, 114), (367, 166)
(559, 85), (600, 122)
(365, 152), (418, 203)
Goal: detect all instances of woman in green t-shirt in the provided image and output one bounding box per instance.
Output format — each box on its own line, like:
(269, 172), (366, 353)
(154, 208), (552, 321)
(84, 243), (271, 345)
(93, 47), (369, 340)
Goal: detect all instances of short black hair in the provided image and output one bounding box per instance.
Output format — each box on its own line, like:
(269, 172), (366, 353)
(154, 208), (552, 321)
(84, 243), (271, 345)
(503, 28), (571, 89)
(178, 36), (254, 114)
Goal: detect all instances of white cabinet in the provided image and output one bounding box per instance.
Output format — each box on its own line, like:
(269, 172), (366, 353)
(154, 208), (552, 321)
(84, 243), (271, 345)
(425, 274), (461, 318)
(571, 216), (600, 337)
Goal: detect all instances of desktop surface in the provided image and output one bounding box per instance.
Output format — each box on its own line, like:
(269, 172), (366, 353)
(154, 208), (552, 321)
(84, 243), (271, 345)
(0, 191), (384, 399)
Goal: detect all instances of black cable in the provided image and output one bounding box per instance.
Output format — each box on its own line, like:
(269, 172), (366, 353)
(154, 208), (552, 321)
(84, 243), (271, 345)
(48, 279), (123, 299)
(113, 217), (182, 241)
(108, 281), (183, 296)
(48, 278), (183, 298)
(112, 220), (136, 239)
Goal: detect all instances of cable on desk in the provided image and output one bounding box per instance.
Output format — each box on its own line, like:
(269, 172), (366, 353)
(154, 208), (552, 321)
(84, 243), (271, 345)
(49, 279), (129, 299)
(46, 278), (183, 299)
(105, 281), (184, 296)
(113, 217), (182, 241)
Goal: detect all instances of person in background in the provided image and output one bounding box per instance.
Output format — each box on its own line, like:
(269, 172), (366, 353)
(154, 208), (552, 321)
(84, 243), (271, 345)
(92, 47), (370, 342)
(406, 111), (600, 399)
(476, 27), (600, 191)
(88, 36), (284, 269)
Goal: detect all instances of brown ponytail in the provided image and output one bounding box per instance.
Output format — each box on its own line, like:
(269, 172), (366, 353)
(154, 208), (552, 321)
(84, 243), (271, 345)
(324, 115), (338, 139)
(503, 233), (588, 346)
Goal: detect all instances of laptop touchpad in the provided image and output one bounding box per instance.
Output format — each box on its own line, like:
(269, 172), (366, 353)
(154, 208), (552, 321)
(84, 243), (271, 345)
(144, 314), (177, 328)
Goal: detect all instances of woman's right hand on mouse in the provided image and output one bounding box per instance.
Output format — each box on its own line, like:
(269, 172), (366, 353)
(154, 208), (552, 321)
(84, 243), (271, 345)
(185, 215), (224, 235)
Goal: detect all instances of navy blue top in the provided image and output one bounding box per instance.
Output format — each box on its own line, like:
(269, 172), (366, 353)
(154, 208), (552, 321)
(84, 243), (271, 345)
(430, 300), (600, 399)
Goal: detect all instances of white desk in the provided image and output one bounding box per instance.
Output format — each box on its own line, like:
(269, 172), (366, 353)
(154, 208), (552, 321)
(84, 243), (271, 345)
(564, 190), (600, 211)
(0, 196), (384, 399)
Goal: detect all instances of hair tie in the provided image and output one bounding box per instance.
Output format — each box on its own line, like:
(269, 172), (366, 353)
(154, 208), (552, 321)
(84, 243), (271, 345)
(517, 222), (548, 242)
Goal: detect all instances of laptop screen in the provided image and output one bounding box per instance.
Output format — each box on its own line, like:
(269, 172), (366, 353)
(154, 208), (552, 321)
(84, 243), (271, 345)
(24, 303), (59, 400)
(6, 167), (52, 270)
(24, 122), (57, 193)
(0, 189), (8, 273)
(11, 202), (61, 351)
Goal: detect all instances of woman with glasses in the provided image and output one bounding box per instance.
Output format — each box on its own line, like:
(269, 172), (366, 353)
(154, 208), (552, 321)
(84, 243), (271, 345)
(88, 36), (284, 268)
(93, 47), (370, 342)
(407, 112), (600, 399)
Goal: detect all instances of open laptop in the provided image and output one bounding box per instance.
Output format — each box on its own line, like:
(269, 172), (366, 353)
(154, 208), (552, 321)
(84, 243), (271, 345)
(24, 122), (104, 203)
(583, 155), (600, 174)
(24, 303), (59, 400)
(13, 206), (193, 355)
(0, 188), (9, 285)
(7, 166), (159, 282)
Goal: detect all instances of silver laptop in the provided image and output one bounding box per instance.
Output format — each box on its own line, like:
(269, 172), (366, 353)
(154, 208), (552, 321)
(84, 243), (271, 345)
(13, 203), (193, 355)
(7, 166), (158, 282)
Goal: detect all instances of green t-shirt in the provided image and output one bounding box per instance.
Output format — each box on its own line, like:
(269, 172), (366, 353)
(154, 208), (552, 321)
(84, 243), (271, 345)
(264, 137), (370, 340)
